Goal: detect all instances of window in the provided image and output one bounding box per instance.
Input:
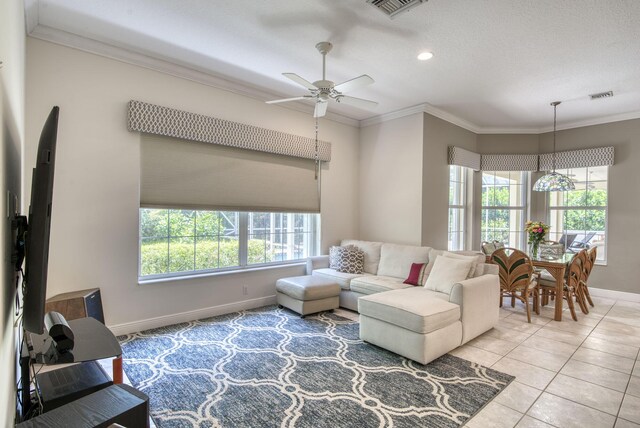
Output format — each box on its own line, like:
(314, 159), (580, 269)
(448, 165), (466, 250)
(481, 171), (528, 249)
(548, 166), (608, 263)
(139, 209), (319, 279)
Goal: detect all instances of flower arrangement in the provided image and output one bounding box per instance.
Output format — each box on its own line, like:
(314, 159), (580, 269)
(525, 220), (549, 257)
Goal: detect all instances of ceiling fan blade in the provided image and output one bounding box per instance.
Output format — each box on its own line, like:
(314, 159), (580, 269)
(266, 96), (313, 104)
(333, 75), (374, 94)
(314, 101), (328, 118)
(282, 73), (317, 90)
(336, 95), (378, 109)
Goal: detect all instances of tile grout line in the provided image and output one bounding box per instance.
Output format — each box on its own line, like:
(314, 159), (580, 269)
(614, 343), (640, 423)
(490, 299), (623, 427)
(512, 299), (622, 427)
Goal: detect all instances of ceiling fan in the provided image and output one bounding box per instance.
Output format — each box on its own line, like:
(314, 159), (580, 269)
(266, 41), (377, 118)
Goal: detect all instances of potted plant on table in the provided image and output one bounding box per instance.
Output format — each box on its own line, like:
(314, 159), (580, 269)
(525, 220), (549, 258)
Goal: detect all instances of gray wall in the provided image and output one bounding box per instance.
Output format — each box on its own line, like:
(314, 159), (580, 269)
(422, 114), (477, 249)
(538, 119), (640, 295)
(477, 120), (640, 295)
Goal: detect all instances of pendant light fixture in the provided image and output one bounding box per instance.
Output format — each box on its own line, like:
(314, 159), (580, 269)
(533, 101), (575, 192)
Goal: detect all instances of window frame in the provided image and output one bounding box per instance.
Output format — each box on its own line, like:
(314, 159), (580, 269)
(138, 209), (320, 282)
(480, 170), (529, 250)
(448, 165), (467, 251)
(547, 166), (608, 265)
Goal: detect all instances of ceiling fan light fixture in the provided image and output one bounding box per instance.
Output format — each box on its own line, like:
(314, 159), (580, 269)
(533, 101), (575, 192)
(417, 51), (434, 61)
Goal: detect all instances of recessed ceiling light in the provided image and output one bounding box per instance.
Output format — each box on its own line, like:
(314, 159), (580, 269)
(417, 51), (434, 61)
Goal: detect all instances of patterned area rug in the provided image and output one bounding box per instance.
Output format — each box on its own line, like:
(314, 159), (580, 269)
(119, 306), (513, 427)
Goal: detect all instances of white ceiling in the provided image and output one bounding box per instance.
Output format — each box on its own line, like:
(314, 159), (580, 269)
(25, 0), (640, 132)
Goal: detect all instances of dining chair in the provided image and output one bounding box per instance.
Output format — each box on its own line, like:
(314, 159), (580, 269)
(580, 246), (597, 308)
(491, 248), (540, 323)
(538, 249), (587, 321)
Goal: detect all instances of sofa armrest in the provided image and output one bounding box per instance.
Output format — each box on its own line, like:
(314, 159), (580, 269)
(306, 255), (330, 275)
(449, 274), (500, 344)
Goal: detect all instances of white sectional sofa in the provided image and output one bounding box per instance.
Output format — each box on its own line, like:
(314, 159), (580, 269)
(305, 239), (500, 364)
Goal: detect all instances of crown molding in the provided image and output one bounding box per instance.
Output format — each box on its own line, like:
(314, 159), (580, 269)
(361, 103), (640, 134)
(536, 110), (640, 134)
(359, 103), (482, 133)
(26, 24), (361, 128)
(24, 0), (38, 33)
(359, 103), (428, 128)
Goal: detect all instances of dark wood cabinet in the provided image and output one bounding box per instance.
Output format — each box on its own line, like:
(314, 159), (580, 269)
(45, 288), (105, 324)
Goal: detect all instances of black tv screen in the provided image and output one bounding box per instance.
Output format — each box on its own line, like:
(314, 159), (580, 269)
(23, 106), (59, 334)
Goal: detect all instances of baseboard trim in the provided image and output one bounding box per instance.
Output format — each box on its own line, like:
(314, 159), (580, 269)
(589, 287), (640, 303)
(107, 295), (277, 336)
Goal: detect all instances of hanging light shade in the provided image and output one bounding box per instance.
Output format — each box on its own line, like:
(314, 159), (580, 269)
(533, 101), (575, 192)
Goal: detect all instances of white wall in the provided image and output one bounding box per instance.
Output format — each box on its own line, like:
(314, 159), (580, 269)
(1, 0), (25, 424)
(25, 38), (360, 331)
(358, 113), (424, 244)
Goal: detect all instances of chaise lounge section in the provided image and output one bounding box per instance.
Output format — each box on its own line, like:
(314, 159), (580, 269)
(305, 240), (500, 364)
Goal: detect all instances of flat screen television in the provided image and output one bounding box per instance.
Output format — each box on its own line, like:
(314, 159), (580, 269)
(23, 106), (59, 334)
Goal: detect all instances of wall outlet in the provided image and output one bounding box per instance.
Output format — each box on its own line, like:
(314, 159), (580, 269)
(242, 285), (248, 296)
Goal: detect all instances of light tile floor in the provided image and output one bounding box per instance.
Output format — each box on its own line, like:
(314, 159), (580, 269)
(339, 296), (640, 428)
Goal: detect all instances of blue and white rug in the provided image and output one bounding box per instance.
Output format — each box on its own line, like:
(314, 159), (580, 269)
(119, 306), (513, 427)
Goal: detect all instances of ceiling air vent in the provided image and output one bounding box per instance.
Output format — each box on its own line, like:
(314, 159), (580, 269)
(589, 91), (613, 100)
(367, 0), (428, 18)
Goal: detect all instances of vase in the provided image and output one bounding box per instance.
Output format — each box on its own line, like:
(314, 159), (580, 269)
(529, 241), (540, 258)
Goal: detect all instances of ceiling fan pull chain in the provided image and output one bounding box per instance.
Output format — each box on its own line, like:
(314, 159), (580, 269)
(315, 121), (319, 180)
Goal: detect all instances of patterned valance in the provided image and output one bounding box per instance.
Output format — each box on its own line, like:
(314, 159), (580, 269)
(480, 154), (539, 171)
(539, 146), (614, 171)
(127, 100), (331, 162)
(448, 146), (481, 171)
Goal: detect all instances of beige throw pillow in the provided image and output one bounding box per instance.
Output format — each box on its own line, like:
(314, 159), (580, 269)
(442, 251), (484, 277)
(424, 256), (474, 295)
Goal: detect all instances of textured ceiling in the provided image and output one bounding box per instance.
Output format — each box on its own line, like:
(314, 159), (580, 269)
(26, 0), (640, 131)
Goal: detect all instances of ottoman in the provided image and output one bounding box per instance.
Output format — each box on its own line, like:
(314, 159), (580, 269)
(359, 287), (463, 365)
(276, 275), (341, 317)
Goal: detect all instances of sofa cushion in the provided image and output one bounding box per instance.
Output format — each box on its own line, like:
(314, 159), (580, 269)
(442, 252), (483, 277)
(312, 268), (369, 290)
(426, 249), (486, 278)
(377, 243), (431, 279)
(350, 275), (411, 295)
(424, 256), (475, 295)
(358, 287), (460, 334)
(329, 246), (364, 274)
(341, 240), (383, 275)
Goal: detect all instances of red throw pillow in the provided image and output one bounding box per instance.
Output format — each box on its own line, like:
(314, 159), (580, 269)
(403, 263), (427, 286)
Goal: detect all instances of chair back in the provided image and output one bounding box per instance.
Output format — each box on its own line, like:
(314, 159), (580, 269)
(481, 240), (505, 255)
(582, 247), (597, 283)
(559, 233), (578, 248)
(491, 248), (534, 293)
(567, 250), (588, 289)
(481, 241), (495, 255)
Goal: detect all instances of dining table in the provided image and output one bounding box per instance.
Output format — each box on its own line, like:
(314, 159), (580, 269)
(487, 251), (575, 322)
(528, 252), (575, 321)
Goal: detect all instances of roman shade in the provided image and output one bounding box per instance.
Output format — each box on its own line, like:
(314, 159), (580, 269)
(140, 135), (320, 212)
(447, 146), (481, 171)
(539, 146), (614, 171)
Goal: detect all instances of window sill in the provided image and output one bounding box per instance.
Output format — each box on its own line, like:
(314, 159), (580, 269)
(138, 261), (306, 285)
